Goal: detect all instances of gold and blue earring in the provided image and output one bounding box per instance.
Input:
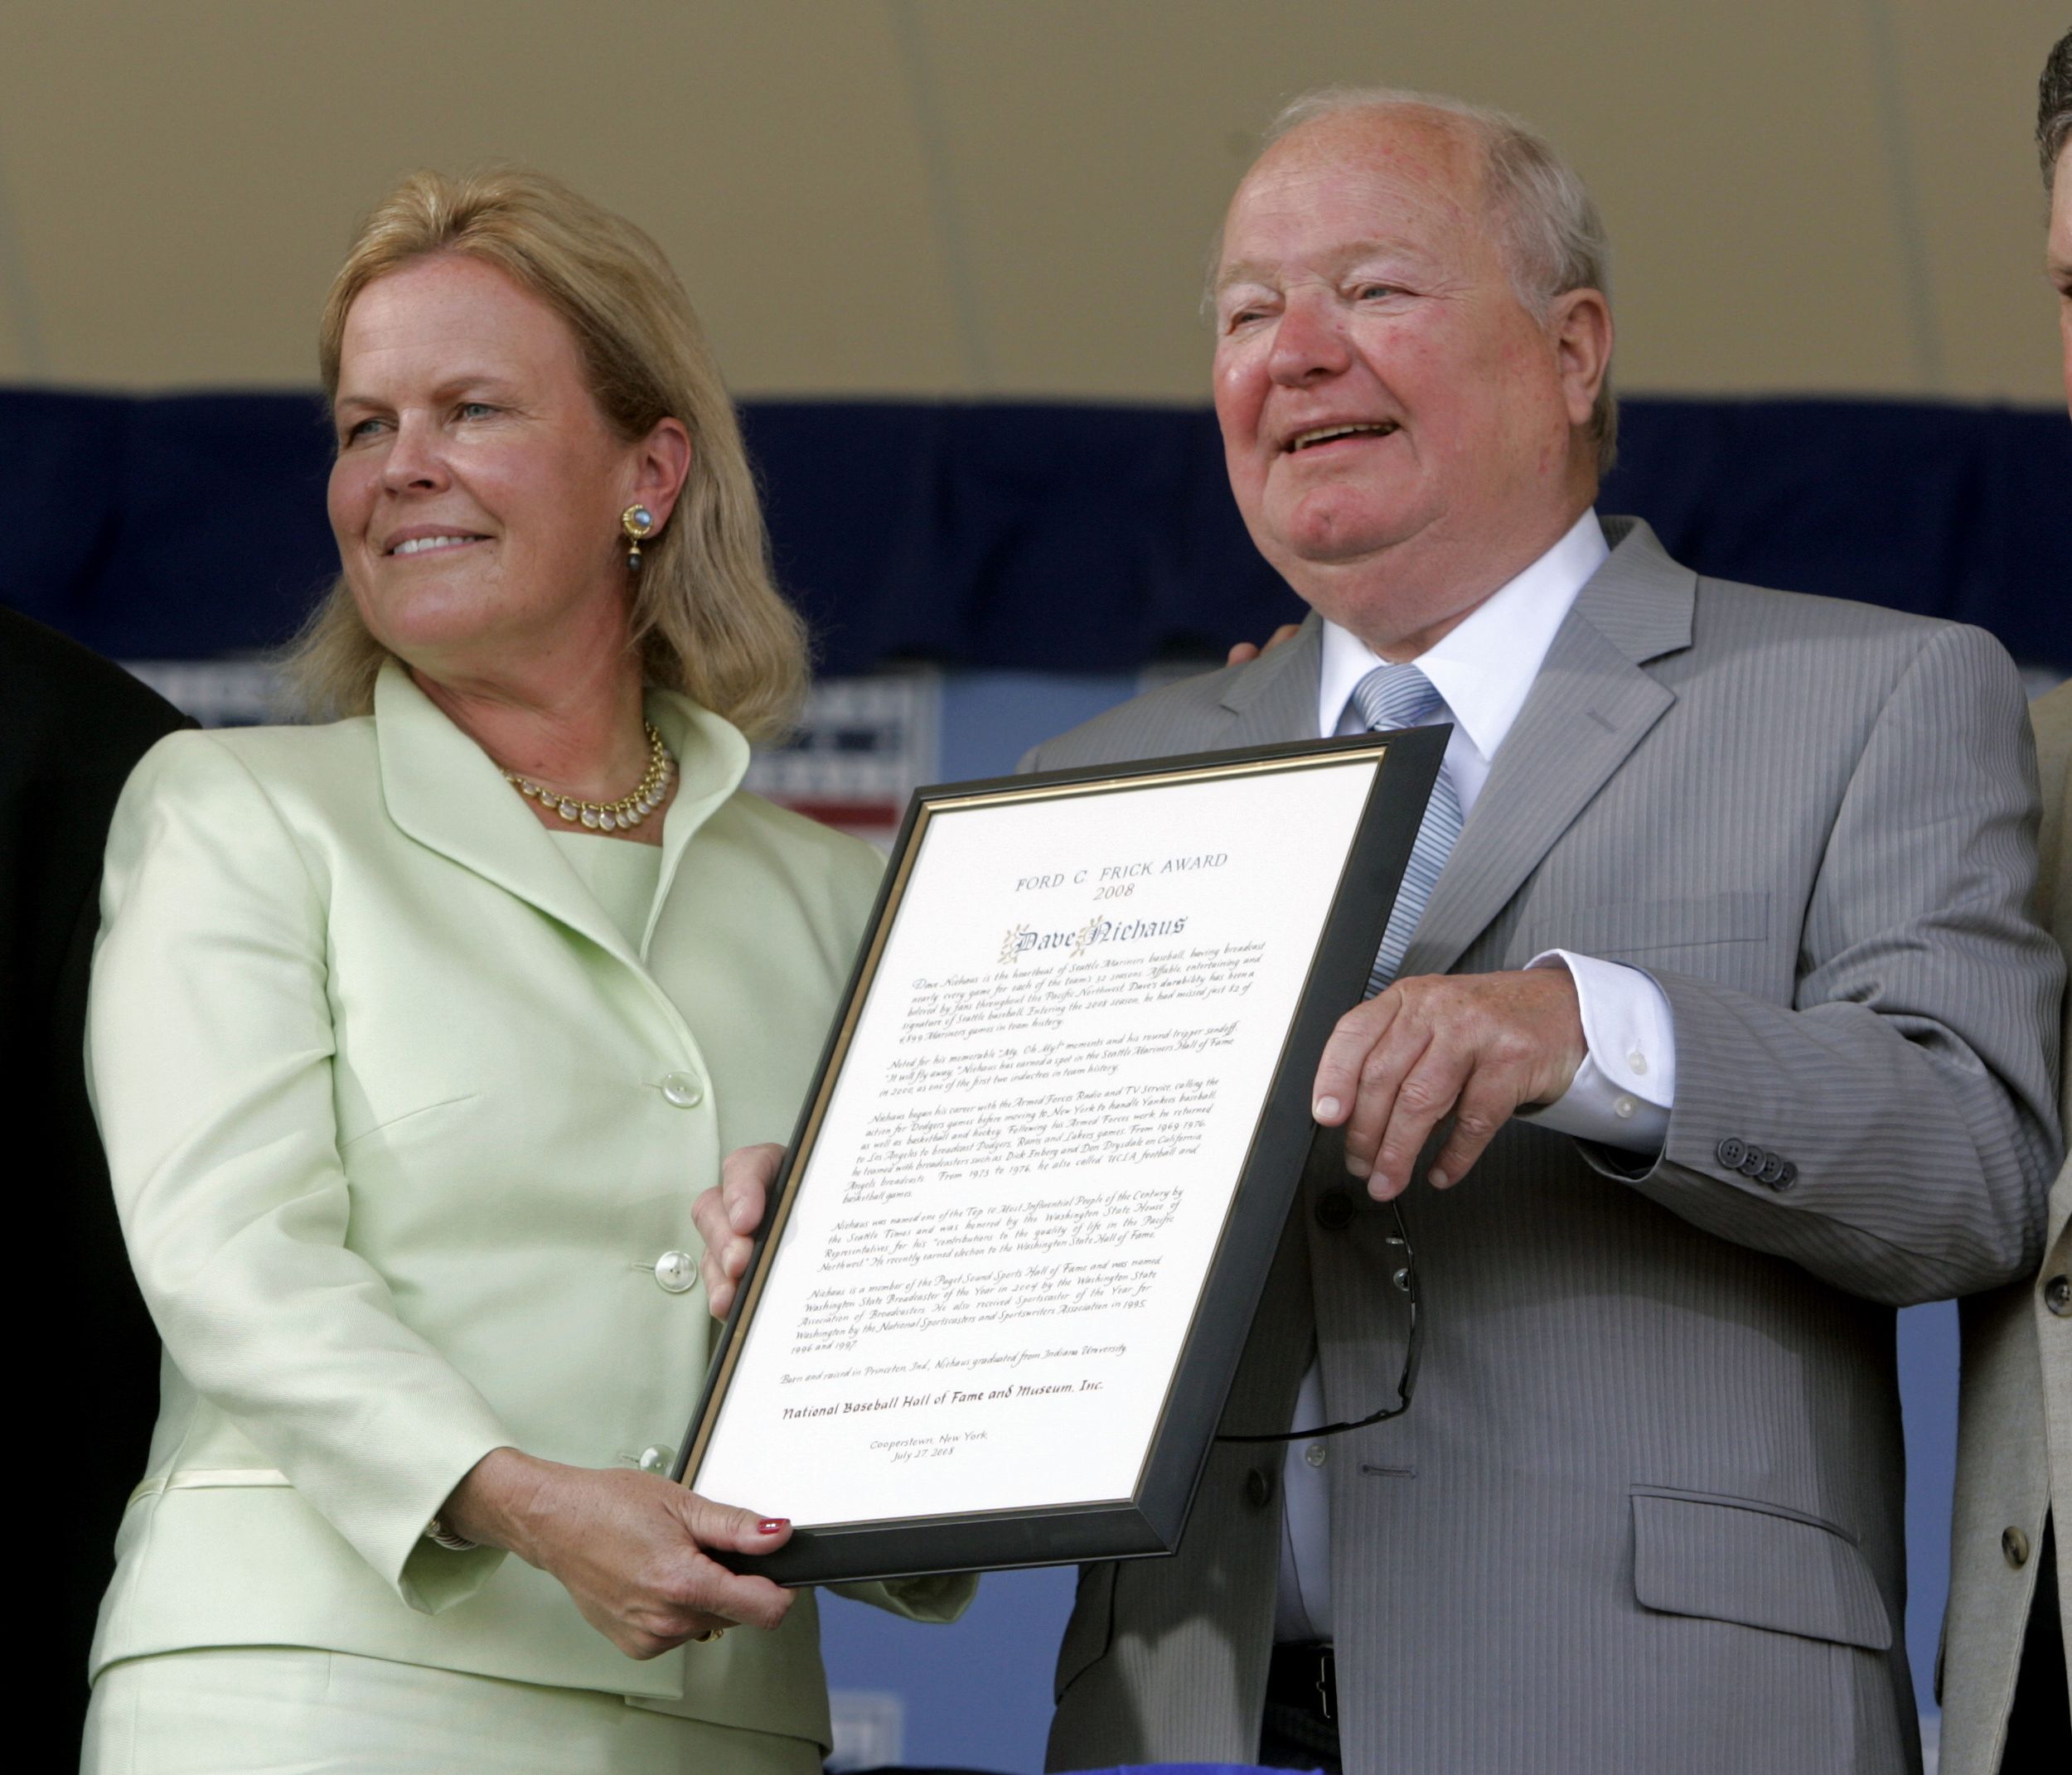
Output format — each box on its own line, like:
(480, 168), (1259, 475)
(622, 504), (656, 572)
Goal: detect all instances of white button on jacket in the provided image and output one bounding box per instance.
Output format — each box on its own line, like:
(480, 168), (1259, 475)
(653, 1250), (697, 1294)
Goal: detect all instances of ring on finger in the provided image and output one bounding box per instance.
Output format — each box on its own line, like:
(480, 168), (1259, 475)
(690, 1627), (726, 1644)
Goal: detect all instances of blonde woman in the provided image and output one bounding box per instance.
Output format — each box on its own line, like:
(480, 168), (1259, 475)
(82, 169), (966, 1773)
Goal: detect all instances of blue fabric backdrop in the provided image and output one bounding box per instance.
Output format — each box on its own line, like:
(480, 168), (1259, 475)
(3, 391), (2066, 670)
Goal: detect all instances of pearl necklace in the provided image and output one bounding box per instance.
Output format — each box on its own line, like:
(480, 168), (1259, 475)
(501, 722), (676, 832)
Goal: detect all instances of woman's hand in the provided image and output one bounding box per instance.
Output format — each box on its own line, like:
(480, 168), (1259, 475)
(441, 1448), (795, 1659)
(692, 1142), (784, 1318)
(1225, 623), (1303, 667)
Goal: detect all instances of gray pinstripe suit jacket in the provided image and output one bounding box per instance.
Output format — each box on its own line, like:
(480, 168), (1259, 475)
(1032, 518), (2064, 1775)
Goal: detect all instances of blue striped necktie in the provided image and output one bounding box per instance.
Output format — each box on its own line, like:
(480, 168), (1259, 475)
(1353, 661), (1464, 994)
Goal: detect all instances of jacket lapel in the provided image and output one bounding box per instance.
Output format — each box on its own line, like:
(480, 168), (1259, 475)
(374, 661), (748, 970)
(639, 689), (753, 954)
(1397, 517), (1694, 979)
(1215, 610), (1328, 747)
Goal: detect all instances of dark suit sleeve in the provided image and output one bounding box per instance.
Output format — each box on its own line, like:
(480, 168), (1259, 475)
(1596, 622), (2064, 1304)
(0, 611), (189, 1739)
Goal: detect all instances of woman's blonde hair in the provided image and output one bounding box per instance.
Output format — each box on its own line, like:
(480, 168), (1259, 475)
(289, 167), (807, 738)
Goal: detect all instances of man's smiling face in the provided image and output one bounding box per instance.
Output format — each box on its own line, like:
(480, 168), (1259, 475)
(1211, 108), (1602, 646)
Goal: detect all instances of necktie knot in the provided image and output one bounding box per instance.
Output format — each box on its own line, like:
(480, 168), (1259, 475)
(1351, 661), (1443, 733)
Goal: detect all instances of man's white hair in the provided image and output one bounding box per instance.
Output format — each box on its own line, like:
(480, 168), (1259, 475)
(1238, 85), (1619, 474)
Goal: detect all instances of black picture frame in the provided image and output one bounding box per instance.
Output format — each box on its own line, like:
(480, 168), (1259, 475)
(672, 723), (1446, 1585)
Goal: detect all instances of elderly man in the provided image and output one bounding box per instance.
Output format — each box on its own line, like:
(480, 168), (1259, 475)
(1023, 89), (2062, 1775)
(1937, 31), (2072, 1775)
(700, 89), (2062, 1773)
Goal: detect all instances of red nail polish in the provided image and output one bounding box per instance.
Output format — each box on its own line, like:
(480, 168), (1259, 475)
(758, 1518), (788, 1535)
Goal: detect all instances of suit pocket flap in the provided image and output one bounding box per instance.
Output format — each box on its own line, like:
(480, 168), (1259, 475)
(1631, 1489), (1891, 1652)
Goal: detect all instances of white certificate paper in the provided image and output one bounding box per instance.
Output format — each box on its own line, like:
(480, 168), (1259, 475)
(692, 752), (1387, 1532)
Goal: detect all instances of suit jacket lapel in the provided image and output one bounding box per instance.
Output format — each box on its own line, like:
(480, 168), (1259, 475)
(1399, 517), (1694, 979)
(640, 689), (753, 953)
(1216, 610), (1328, 747)
(374, 661), (748, 970)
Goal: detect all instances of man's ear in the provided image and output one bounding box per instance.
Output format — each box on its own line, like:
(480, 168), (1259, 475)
(1549, 288), (1613, 431)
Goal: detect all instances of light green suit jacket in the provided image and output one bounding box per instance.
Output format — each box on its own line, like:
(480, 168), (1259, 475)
(85, 662), (967, 1745)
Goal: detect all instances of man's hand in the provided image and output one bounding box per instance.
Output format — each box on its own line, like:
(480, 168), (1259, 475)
(1312, 969), (1587, 1197)
(440, 1448), (795, 1660)
(1226, 623), (1303, 668)
(692, 1143), (783, 1318)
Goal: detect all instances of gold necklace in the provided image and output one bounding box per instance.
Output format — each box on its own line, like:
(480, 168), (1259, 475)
(501, 722), (676, 832)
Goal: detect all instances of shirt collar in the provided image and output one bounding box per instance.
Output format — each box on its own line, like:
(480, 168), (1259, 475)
(1316, 508), (1609, 761)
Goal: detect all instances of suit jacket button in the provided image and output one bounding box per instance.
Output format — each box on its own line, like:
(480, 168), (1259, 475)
(1716, 1137), (1747, 1169)
(639, 1445), (675, 1474)
(1314, 1190), (1354, 1231)
(654, 1250), (697, 1293)
(2002, 1526), (2031, 1568)
(1244, 1468), (1276, 1509)
(1737, 1146), (1768, 1178)
(1776, 1162), (1798, 1188)
(1756, 1154), (1787, 1187)
(2046, 1275), (2070, 1318)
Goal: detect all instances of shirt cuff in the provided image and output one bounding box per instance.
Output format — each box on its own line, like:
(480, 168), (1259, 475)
(1515, 950), (1676, 1154)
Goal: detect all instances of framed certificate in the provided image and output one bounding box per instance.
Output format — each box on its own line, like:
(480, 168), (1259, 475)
(674, 727), (1446, 1584)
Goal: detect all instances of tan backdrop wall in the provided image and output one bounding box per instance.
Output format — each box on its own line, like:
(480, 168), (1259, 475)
(0, 0), (2061, 404)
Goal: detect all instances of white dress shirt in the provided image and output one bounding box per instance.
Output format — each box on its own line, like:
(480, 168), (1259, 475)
(1275, 508), (1678, 1643)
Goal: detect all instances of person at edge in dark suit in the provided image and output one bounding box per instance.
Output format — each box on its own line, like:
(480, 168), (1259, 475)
(1935, 27), (2072, 1773)
(698, 87), (2063, 1774)
(0, 607), (189, 1749)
